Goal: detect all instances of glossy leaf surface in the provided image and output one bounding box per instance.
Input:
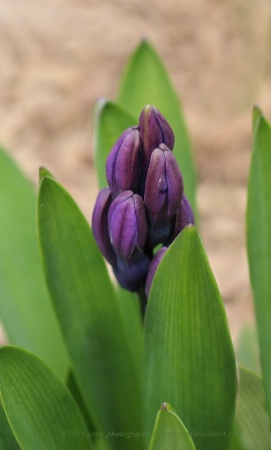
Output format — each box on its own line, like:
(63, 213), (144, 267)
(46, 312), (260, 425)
(38, 175), (143, 450)
(144, 227), (236, 450)
(0, 346), (92, 450)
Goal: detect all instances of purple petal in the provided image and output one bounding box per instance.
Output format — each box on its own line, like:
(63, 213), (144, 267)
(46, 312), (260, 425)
(165, 195), (195, 245)
(108, 190), (147, 258)
(145, 246), (168, 297)
(139, 105), (175, 189)
(91, 188), (116, 265)
(106, 127), (140, 198)
(144, 144), (183, 246)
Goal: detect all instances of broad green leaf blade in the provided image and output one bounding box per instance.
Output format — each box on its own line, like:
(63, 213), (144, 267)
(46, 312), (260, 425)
(148, 403), (196, 450)
(0, 346), (93, 450)
(144, 227), (237, 450)
(233, 366), (271, 450)
(93, 99), (137, 189)
(0, 147), (68, 378)
(117, 40), (197, 213)
(246, 109), (271, 419)
(38, 176), (143, 450)
(0, 400), (20, 450)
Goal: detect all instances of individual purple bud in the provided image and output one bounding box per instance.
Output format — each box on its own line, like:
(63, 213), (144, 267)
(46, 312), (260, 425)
(144, 143), (184, 247)
(106, 126), (141, 198)
(108, 190), (147, 259)
(145, 246), (168, 297)
(139, 105), (175, 168)
(91, 188), (116, 266)
(108, 190), (150, 291)
(165, 195), (195, 245)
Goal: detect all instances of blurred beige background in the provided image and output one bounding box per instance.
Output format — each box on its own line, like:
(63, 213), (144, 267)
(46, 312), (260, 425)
(0, 0), (271, 343)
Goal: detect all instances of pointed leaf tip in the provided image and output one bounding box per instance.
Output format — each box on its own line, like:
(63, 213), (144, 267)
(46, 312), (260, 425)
(247, 109), (271, 423)
(149, 402), (196, 450)
(39, 166), (54, 183)
(144, 227), (236, 450)
(252, 105), (262, 130)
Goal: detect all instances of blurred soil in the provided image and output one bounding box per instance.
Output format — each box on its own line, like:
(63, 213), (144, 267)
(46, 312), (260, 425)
(0, 0), (271, 345)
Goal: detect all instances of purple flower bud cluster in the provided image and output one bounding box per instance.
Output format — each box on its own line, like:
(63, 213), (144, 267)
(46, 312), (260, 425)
(92, 105), (194, 296)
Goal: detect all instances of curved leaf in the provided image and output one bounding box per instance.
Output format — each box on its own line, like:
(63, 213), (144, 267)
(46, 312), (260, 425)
(93, 99), (137, 189)
(0, 400), (20, 450)
(148, 403), (196, 450)
(246, 108), (271, 419)
(117, 40), (197, 213)
(0, 147), (68, 378)
(144, 226), (237, 450)
(38, 175), (143, 450)
(0, 346), (93, 450)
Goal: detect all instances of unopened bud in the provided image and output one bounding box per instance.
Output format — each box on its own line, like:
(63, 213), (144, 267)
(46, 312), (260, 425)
(139, 105), (175, 168)
(106, 127), (141, 198)
(108, 190), (150, 290)
(91, 188), (116, 265)
(166, 195), (195, 245)
(108, 190), (147, 257)
(145, 246), (168, 297)
(144, 144), (184, 246)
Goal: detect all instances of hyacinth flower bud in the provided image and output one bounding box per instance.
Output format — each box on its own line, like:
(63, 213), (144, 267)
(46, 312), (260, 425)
(139, 105), (175, 190)
(108, 190), (150, 291)
(106, 126), (141, 198)
(144, 143), (184, 247)
(139, 105), (175, 166)
(91, 188), (116, 266)
(165, 194), (195, 245)
(145, 246), (168, 297)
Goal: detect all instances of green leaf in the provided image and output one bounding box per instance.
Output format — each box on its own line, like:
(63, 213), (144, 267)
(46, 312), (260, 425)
(38, 176), (143, 450)
(0, 400), (20, 450)
(246, 108), (271, 419)
(39, 165), (55, 181)
(93, 99), (137, 189)
(0, 147), (69, 378)
(144, 227), (237, 450)
(236, 323), (261, 376)
(117, 40), (197, 213)
(252, 104), (262, 131)
(232, 366), (271, 450)
(116, 287), (143, 373)
(0, 346), (93, 450)
(148, 403), (196, 450)
(66, 370), (97, 438)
